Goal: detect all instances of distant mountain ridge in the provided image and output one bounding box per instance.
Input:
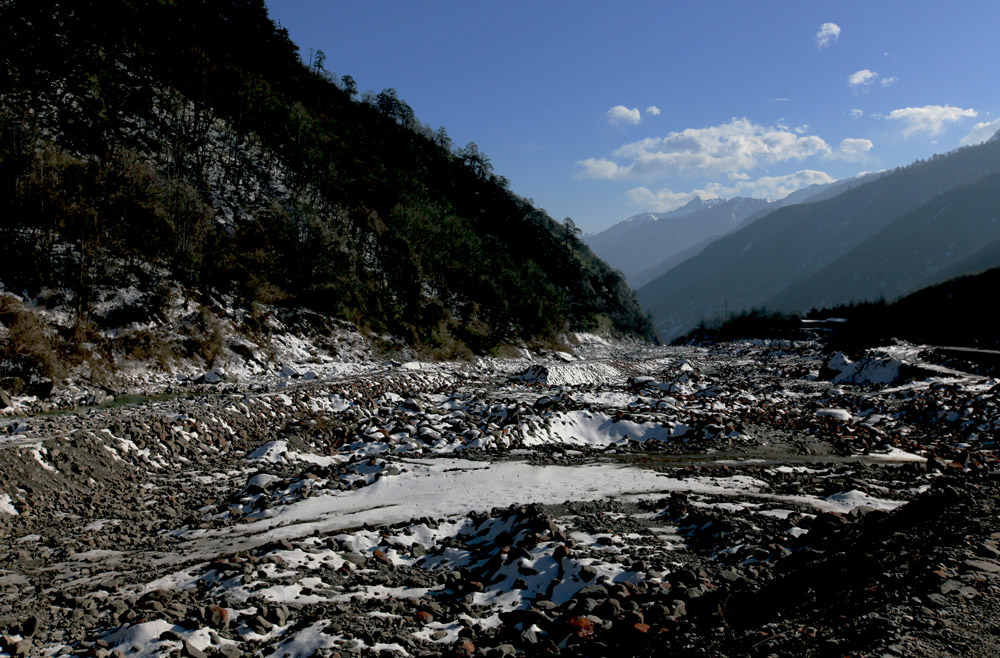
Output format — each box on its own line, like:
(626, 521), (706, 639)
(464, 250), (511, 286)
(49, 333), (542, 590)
(584, 197), (771, 286)
(769, 171), (1000, 312)
(586, 174), (884, 288)
(637, 136), (1000, 338)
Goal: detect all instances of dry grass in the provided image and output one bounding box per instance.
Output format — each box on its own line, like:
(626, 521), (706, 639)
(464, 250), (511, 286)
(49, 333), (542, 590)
(113, 327), (174, 371)
(0, 295), (61, 381)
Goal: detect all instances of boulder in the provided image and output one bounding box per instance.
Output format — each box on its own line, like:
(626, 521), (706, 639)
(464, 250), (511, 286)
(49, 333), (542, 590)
(203, 367), (226, 384)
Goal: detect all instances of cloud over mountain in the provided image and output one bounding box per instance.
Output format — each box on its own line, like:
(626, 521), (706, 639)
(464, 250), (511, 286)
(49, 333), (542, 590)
(961, 117), (1000, 145)
(576, 118), (831, 181)
(626, 169), (836, 212)
(885, 104), (977, 138)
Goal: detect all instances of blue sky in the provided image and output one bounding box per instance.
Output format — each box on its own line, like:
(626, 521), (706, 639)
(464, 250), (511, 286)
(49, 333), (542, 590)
(265, 1), (1000, 233)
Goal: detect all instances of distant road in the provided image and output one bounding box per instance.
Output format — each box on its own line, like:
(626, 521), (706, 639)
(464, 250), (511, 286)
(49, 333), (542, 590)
(930, 346), (1000, 372)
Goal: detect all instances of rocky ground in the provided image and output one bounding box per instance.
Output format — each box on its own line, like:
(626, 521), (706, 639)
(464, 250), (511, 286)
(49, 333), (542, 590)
(2, 340), (1000, 657)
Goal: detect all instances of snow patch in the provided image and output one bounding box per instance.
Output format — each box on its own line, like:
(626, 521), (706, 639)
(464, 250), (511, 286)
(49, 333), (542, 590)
(827, 352), (902, 385)
(816, 408), (853, 422)
(518, 361), (629, 386)
(523, 410), (676, 446)
(0, 494), (17, 516)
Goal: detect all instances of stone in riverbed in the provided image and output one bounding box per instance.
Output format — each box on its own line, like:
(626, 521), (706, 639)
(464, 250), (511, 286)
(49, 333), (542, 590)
(181, 642), (207, 658)
(963, 558), (1000, 574)
(218, 646), (241, 658)
(203, 605), (229, 630)
(343, 552), (367, 566)
(400, 398), (423, 413)
(564, 616), (595, 637)
(940, 579), (977, 598)
(203, 367), (226, 384)
(250, 615), (273, 634)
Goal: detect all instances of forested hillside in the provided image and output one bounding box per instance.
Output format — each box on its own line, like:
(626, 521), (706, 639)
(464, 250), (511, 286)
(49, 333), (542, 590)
(812, 266), (1000, 353)
(0, 0), (653, 366)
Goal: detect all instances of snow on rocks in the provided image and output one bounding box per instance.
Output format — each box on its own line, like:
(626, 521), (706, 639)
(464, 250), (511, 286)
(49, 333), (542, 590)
(819, 488), (905, 513)
(522, 410), (676, 446)
(826, 351), (904, 385)
(815, 408), (853, 422)
(0, 493), (17, 516)
(517, 361), (629, 386)
(2, 341), (1000, 657)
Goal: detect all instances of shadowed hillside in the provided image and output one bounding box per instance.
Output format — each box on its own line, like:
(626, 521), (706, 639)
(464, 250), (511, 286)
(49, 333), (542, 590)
(0, 0), (654, 368)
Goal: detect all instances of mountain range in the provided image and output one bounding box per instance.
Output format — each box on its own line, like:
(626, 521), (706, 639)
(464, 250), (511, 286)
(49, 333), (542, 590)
(634, 135), (1000, 339)
(585, 174), (882, 288)
(584, 197), (770, 287)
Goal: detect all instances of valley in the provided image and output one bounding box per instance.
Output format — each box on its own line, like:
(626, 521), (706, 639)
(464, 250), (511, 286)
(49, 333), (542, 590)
(3, 2), (1000, 656)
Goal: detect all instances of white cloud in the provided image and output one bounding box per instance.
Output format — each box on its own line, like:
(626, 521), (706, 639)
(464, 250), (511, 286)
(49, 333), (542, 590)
(960, 117), (1000, 145)
(770, 97), (791, 103)
(884, 104), (977, 138)
(848, 69), (878, 91)
(840, 137), (874, 154)
(880, 76), (898, 87)
(606, 105), (641, 126)
(575, 158), (622, 180)
(815, 22), (841, 49)
(736, 169), (838, 199)
(625, 187), (709, 212)
(850, 108), (864, 120)
(626, 169), (837, 212)
(646, 105), (661, 116)
(575, 117), (831, 181)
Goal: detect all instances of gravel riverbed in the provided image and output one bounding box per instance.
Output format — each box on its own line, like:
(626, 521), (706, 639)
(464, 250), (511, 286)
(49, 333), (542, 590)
(2, 342), (999, 657)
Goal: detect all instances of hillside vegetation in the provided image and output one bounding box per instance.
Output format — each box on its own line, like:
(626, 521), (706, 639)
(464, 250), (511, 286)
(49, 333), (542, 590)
(0, 0), (653, 381)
